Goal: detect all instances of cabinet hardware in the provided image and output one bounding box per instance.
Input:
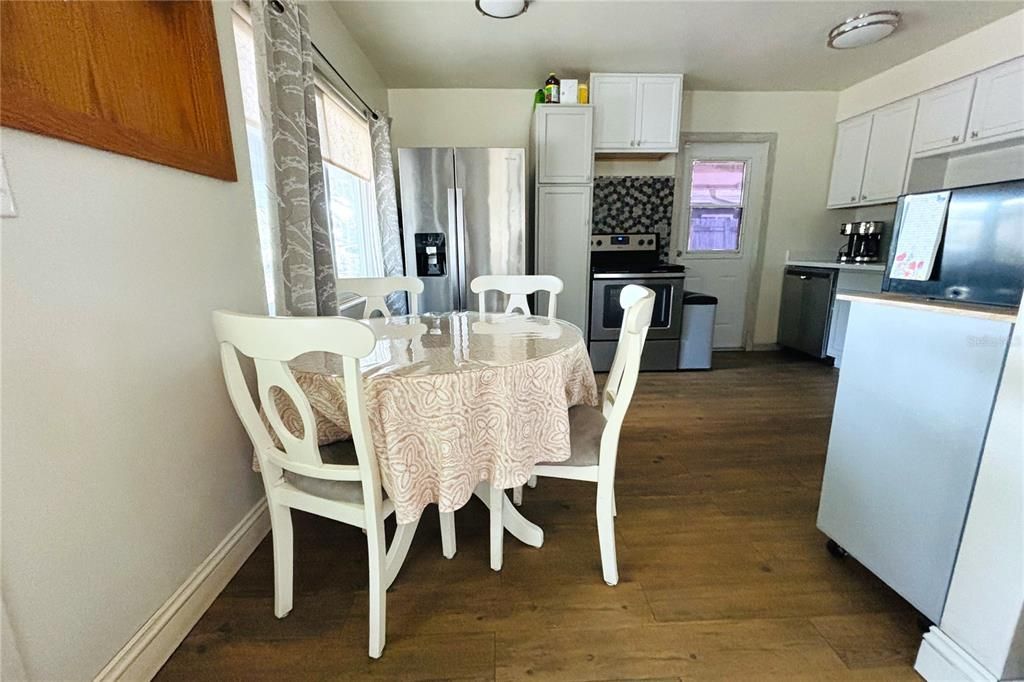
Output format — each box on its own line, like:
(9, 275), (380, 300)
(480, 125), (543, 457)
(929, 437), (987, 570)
(850, 196), (856, 202)
(971, 131), (979, 139)
(861, 194), (867, 200)
(952, 135), (959, 143)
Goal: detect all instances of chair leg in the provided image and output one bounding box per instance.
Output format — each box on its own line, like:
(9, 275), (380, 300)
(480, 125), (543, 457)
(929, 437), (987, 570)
(527, 475), (537, 488)
(366, 516), (387, 658)
(611, 489), (617, 518)
(439, 510), (457, 559)
(384, 519), (419, 590)
(512, 485), (523, 506)
(269, 503), (294, 618)
(489, 484), (504, 572)
(596, 485), (619, 586)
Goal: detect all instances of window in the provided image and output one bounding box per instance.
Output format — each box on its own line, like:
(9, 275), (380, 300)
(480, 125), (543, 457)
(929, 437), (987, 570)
(686, 160), (747, 253)
(232, 8), (383, 312)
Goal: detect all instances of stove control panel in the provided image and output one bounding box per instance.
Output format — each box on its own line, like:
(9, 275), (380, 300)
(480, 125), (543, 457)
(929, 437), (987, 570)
(590, 233), (659, 252)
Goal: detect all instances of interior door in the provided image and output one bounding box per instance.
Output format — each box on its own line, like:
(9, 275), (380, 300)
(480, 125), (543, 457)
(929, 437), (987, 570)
(454, 148), (526, 312)
(672, 142), (769, 349)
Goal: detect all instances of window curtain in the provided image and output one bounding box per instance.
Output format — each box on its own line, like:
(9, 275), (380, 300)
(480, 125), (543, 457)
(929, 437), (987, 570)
(369, 116), (408, 315)
(251, 0), (338, 316)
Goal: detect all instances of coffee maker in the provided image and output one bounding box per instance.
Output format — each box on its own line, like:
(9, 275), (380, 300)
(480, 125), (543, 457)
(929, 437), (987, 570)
(838, 221), (883, 263)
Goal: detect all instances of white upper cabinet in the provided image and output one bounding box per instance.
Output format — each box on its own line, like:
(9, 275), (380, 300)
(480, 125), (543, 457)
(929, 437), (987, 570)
(861, 99), (918, 203)
(636, 76), (683, 150)
(913, 78), (975, 154)
(590, 73), (683, 153)
(967, 57), (1024, 142)
(533, 105), (593, 184)
(590, 75), (636, 149)
(827, 115), (872, 208)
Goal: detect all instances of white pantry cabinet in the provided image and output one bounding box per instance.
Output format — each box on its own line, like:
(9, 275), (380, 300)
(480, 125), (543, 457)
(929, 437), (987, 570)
(533, 105), (594, 184)
(535, 185), (592, 332)
(968, 57), (1024, 142)
(590, 73), (682, 153)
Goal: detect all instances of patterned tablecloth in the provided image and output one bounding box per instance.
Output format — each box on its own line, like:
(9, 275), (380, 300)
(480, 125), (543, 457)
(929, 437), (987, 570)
(274, 312), (599, 524)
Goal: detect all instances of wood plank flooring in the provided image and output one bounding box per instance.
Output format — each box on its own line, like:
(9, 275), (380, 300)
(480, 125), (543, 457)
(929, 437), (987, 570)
(158, 352), (922, 681)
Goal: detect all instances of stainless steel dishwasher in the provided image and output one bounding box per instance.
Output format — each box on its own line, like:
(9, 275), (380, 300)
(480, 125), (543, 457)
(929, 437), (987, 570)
(778, 266), (837, 358)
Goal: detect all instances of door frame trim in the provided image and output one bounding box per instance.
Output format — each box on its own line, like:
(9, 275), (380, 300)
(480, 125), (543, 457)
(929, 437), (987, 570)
(671, 133), (778, 351)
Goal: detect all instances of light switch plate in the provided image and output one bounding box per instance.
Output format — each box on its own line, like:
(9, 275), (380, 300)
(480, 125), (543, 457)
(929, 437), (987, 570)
(1, 154), (17, 218)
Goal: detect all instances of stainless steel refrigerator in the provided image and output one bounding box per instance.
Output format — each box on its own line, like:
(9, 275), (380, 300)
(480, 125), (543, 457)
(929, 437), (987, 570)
(397, 147), (526, 313)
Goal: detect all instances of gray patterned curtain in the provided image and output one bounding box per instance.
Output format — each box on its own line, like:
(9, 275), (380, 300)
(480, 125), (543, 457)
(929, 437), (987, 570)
(252, 0), (338, 316)
(369, 116), (407, 315)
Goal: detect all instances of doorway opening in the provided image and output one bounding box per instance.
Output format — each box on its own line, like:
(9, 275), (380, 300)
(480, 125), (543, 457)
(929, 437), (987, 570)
(671, 138), (774, 350)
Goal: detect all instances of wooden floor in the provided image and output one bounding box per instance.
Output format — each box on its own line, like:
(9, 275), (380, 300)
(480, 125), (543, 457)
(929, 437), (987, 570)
(158, 352), (922, 681)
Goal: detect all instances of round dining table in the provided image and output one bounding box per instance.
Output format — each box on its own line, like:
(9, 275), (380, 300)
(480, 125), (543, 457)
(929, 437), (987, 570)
(284, 310), (599, 557)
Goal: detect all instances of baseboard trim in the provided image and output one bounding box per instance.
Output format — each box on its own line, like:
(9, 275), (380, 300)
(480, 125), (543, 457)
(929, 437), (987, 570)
(915, 626), (997, 682)
(94, 498), (270, 681)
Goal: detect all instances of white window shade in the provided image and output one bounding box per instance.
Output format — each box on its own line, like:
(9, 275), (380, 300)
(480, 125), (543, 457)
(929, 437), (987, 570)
(315, 84), (372, 181)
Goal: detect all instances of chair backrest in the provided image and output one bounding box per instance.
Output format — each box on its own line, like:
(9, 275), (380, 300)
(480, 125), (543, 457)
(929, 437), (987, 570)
(598, 285), (655, 479)
(212, 310), (381, 493)
(470, 274), (564, 318)
(336, 277), (424, 319)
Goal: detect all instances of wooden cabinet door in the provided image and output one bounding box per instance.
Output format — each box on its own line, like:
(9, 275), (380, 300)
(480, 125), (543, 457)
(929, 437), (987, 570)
(827, 115), (872, 208)
(913, 78), (975, 153)
(536, 185), (592, 332)
(861, 99), (918, 203)
(590, 75), (637, 150)
(968, 57), (1024, 142)
(635, 75), (682, 151)
(534, 106), (593, 184)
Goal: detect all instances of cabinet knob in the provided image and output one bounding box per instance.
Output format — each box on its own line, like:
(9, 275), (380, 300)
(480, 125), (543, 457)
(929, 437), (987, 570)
(971, 131), (979, 139)
(850, 196), (857, 202)
(861, 194), (867, 200)
(951, 135), (959, 143)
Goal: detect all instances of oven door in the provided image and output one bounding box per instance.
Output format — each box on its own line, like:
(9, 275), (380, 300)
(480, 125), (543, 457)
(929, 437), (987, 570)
(590, 275), (684, 342)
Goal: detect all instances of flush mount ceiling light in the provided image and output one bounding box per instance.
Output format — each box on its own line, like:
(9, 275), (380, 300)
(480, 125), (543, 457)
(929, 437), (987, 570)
(828, 10), (901, 49)
(475, 0), (529, 19)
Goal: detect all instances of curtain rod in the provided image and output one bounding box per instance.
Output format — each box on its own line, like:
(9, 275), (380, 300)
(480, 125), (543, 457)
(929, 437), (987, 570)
(265, 0), (380, 121)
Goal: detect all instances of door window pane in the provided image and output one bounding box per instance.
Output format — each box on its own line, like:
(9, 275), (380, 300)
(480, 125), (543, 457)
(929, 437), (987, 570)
(688, 207), (743, 252)
(687, 159), (747, 253)
(689, 160), (745, 206)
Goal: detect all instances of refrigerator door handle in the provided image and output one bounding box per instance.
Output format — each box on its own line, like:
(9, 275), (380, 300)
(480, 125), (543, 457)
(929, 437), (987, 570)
(454, 187), (468, 311)
(447, 187), (461, 309)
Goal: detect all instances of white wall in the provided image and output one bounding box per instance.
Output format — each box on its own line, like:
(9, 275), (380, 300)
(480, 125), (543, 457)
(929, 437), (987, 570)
(836, 10), (1024, 121)
(387, 88), (841, 346)
(0, 3), (386, 679)
(309, 2), (388, 112)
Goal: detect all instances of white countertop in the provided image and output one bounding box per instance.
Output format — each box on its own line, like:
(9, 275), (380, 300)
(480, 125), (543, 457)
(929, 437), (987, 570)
(785, 258), (886, 272)
(837, 292), (1019, 323)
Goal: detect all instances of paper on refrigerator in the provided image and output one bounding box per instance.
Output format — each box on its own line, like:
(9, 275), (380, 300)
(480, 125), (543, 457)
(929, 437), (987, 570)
(890, 190), (951, 281)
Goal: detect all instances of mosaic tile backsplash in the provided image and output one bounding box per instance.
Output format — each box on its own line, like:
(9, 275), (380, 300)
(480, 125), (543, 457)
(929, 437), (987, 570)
(592, 176), (675, 262)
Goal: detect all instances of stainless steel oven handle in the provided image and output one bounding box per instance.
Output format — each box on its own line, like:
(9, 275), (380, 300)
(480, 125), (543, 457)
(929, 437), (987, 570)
(592, 272), (687, 280)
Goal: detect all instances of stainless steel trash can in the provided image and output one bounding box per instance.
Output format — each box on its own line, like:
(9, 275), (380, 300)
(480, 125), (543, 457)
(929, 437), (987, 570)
(678, 291), (717, 370)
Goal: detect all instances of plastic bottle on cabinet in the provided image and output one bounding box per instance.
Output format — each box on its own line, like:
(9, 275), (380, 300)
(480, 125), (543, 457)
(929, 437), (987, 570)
(544, 73), (560, 103)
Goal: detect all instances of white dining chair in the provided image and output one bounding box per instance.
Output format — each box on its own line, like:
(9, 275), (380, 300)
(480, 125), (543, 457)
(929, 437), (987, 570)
(337, 276), (424, 318)
(337, 276), (456, 560)
(470, 274), (563, 318)
(212, 310), (418, 659)
(530, 284), (655, 586)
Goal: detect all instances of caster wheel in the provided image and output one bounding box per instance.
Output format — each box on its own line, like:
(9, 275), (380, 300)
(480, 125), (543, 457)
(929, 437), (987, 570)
(826, 539), (849, 559)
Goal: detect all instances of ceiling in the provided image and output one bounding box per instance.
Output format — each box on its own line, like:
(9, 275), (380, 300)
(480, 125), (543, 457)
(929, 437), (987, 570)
(329, 1), (1022, 91)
